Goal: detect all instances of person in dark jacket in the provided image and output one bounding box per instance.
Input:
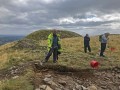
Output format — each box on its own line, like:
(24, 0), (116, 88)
(84, 34), (91, 53)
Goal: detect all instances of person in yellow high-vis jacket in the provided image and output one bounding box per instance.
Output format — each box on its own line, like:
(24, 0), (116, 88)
(42, 30), (62, 63)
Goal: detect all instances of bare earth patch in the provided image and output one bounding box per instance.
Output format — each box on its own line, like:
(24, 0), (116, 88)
(34, 63), (120, 90)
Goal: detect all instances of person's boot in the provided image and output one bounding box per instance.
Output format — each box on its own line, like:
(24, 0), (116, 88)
(101, 55), (105, 57)
(100, 52), (103, 57)
(53, 60), (57, 63)
(100, 54), (105, 57)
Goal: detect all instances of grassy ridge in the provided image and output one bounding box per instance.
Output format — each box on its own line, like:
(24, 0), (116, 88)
(26, 30), (81, 41)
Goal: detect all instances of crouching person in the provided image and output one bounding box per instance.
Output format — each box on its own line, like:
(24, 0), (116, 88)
(42, 29), (62, 63)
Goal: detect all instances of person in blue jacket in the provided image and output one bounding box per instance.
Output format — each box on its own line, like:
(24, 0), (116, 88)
(100, 33), (110, 57)
(84, 34), (91, 53)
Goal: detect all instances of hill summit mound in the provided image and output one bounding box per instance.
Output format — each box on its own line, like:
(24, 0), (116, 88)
(26, 30), (81, 41)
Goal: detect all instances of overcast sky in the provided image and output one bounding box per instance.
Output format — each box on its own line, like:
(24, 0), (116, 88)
(0, 0), (120, 36)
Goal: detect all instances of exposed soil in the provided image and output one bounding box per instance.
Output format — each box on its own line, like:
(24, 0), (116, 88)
(34, 63), (120, 90)
(0, 61), (120, 90)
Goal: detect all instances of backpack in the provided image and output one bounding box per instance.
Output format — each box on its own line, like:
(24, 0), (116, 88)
(99, 35), (102, 42)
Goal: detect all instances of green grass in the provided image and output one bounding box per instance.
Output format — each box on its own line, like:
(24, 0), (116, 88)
(0, 68), (34, 90)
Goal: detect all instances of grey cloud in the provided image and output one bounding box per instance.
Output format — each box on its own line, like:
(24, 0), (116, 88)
(0, 0), (120, 35)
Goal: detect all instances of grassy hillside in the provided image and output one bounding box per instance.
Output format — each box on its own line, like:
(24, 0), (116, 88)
(0, 30), (120, 90)
(26, 30), (81, 41)
(0, 31), (120, 69)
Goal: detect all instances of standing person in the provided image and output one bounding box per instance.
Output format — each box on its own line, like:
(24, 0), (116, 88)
(42, 29), (62, 63)
(100, 33), (110, 57)
(84, 34), (91, 53)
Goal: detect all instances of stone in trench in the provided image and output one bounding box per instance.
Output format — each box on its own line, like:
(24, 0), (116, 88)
(88, 85), (97, 90)
(39, 85), (47, 89)
(43, 77), (53, 85)
(100, 81), (107, 85)
(35, 88), (40, 90)
(119, 86), (120, 90)
(76, 80), (82, 84)
(51, 81), (58, 87)
(101, 86), (107, 89)
(75, 83), (83, 90)
(104, 77), (110, 80)
(82, 85), (88, 90)
(46, 85), (53, 90)
(39, 85), (53, 90)
(45, 74), (52, 78)
(58, 80), (67, 86)
(75, 83), (87, 90)
(12, 76), (19, 79)
(118, 75), (120, 79)
(54, 88), (62, 90)
(106, 74), (112, 78)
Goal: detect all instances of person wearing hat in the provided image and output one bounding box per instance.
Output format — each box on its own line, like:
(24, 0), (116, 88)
(42, 29), (62, 63)
(100, 33), (110, 57)
(84, 34), (91, 53)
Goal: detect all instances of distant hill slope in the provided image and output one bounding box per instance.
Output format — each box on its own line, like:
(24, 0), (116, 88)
(26, 30), (81, 41)
(0, 35), (24, 45)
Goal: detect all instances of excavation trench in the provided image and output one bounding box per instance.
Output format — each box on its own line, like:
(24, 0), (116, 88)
(33, 62), (120, 90)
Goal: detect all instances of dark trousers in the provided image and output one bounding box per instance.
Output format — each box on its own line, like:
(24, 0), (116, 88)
(100, 43), (106, 56)
(45, 47), (58, 62)
(84, 44), (91, 53)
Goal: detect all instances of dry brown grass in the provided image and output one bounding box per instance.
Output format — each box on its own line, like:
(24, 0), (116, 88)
(0, 35), (120, 69)
(59, 35), (120, 69)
